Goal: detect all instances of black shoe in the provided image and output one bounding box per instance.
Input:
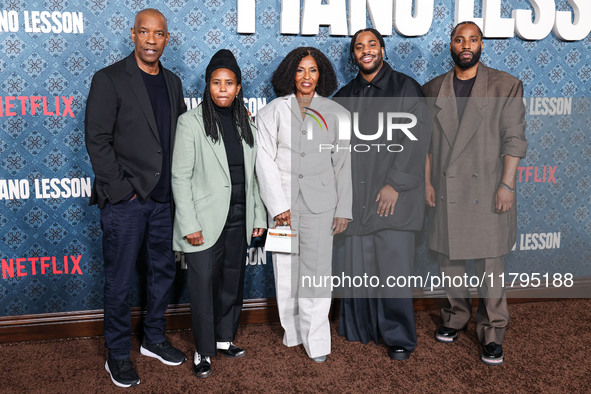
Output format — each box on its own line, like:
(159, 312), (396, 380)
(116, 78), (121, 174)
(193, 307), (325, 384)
(217, 343), (246, 359)
(435, 326), (459, 343)
(140, 340), (187, 366)
(481, 342), (504, 365)
(105, 358), (140, 388)
(193, 354), (212, 378)
(387, 346), (411, 361)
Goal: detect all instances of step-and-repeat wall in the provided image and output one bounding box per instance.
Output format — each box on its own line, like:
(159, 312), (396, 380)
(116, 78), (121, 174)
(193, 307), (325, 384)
(1, 0), (590, 316)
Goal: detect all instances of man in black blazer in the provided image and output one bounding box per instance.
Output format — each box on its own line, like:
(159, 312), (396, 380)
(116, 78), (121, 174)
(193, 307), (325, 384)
(85, 8), (187, 388)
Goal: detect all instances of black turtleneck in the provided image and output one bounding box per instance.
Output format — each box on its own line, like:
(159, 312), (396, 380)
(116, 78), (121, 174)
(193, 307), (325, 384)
(214, 102), (245, 187)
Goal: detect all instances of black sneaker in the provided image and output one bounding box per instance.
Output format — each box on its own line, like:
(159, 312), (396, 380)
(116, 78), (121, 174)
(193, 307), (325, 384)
(481, 342), (504, 365)
(140, 340), (187, 366)
(435, 326), (459, 343)
(387, 346), (411, 361)
(105, 358), (140, 388)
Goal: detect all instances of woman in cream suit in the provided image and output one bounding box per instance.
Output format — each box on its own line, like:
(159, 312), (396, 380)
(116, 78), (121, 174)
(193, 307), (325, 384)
(171, 50), (266, 378)
(255, 47), (352, 363)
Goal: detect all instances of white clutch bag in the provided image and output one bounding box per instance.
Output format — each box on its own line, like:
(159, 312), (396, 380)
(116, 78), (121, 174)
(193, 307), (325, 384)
(264, 225), (298, 254)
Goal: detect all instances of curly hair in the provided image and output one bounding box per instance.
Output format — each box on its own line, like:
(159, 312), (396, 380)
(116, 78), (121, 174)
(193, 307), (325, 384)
(202, 81), (254, 148)
(271, 47), (338, 97)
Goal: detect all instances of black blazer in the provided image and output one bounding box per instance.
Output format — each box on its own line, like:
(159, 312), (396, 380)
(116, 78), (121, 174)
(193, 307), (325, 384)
(85, 52), (187, 208)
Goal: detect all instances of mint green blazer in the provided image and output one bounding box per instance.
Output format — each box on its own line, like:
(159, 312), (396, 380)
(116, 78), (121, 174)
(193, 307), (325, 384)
(171, 105), (267, 253)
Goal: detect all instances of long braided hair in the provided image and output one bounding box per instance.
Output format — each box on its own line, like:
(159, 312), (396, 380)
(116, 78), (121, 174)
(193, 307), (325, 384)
(202, 80), (254, 148)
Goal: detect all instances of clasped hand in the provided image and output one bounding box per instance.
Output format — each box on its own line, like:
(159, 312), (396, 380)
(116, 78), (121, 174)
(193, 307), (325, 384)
(275, 209), (348, 234)
(274, 210), (291, 227)
(186, 231), (204, 246)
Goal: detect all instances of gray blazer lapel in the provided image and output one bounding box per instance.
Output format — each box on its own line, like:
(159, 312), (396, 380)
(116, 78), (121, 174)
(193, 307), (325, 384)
(449, 63), (488, 165)
(126, 55), (160, 143)
(285, 94), (303, 153)
(286, 93), (302, 122)
(241, 122), (256, 187)
(435, 70), (459, 148)
(195, 106), (230, 182)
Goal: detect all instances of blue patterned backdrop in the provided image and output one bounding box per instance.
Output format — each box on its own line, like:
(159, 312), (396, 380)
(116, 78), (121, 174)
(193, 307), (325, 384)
(0, 0), (590, 317)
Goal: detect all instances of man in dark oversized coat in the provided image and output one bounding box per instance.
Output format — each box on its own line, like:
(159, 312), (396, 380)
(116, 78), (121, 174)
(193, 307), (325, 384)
(334, 28), (431, 360)
(424, 21), (528, 365)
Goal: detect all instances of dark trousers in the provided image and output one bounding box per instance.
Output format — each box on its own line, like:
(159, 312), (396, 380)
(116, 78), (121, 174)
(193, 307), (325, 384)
(100, 198), (176, 360)
(338, 230), (417, 351)
(186, 188), (247, 357)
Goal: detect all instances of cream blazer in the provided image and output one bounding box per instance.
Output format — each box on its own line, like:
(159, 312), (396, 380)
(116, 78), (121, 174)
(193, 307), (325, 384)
(255, 93), (352, 221)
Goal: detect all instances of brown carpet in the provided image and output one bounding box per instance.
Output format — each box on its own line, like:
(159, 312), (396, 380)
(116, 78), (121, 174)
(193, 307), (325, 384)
(1, 299), (590, 393)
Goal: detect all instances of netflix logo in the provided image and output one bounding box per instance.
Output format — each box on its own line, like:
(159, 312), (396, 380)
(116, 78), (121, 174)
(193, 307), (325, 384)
(1, 255), (83, 279)
(516, 166), (557, 183)
(0, 95), (75, 117)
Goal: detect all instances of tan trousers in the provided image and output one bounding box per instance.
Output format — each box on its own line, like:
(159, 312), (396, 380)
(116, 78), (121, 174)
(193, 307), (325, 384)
(439, 254), (509, 345)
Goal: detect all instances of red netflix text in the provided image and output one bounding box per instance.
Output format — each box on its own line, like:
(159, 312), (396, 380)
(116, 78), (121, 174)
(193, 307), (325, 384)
(516, 166), (557, 183)
(0, 95), (75, 117)
(1, 255), (83, 279)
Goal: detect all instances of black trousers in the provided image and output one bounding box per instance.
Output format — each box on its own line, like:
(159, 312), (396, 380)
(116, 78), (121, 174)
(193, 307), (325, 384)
(185, 185), (247, 357)
(338, 230), (417, 351)
(100, 198), (176, 360)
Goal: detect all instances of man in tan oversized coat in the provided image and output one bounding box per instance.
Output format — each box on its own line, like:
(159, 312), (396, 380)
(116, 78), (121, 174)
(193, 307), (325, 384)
(423, 21), (527, 366)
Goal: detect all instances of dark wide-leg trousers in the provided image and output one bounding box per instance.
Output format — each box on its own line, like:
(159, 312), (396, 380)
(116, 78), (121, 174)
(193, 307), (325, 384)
(338, 230), (417, 351)
(100, 198), (176, 360)
(185, 191), (247, 357)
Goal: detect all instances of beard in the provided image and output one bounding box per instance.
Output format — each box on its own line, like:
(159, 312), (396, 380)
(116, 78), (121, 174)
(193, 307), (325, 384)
(355, 54), (383, 76)
(451, 47), (482, 70)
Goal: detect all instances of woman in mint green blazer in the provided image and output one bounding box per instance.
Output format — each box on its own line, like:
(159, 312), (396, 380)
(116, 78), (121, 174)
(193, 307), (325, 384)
(171, 50), (266, 379)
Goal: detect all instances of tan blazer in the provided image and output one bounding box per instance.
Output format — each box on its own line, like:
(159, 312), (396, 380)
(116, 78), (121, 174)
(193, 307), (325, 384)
(171, 105), (267, 253)
(423, 63), (528, 260)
